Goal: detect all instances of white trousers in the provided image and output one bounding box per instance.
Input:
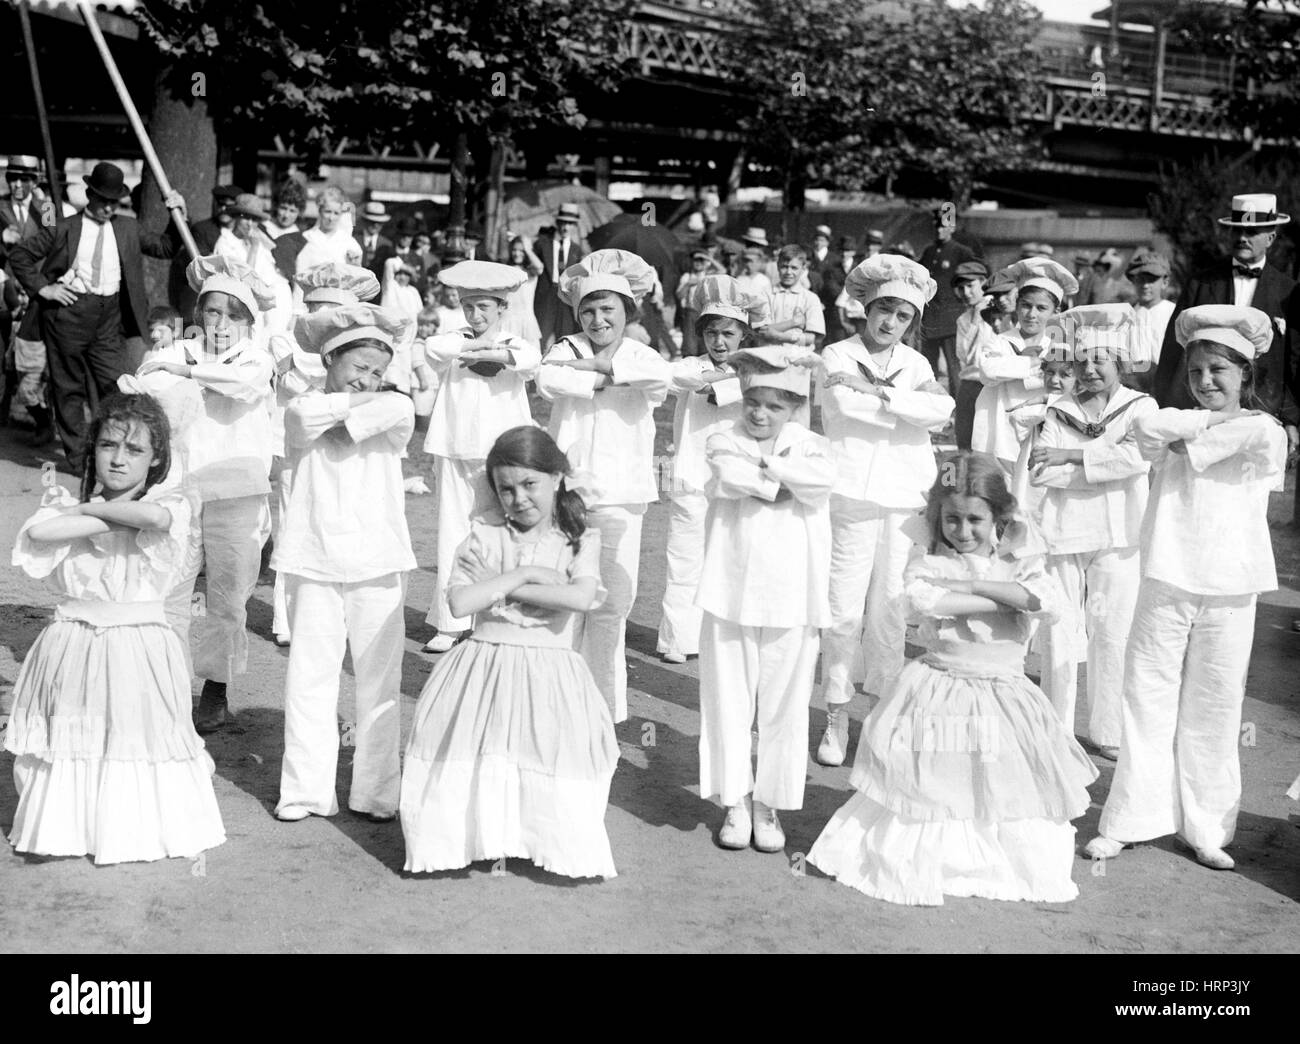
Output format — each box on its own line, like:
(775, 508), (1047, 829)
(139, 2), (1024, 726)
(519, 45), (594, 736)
(657, 490), (707, 657)
(1040, 546), (1140, 748)
(582, 504), (646, 724)
(1099, 579), (1257, 851)
(822, 497), (911, 706)
(426, 455), (494, 633)
(163, 509), (206, 679)
(277, 572), (406, 817)
(189, 494), (271, 684)
(699, 614), (819, 810)
(271, 457), (292, 638)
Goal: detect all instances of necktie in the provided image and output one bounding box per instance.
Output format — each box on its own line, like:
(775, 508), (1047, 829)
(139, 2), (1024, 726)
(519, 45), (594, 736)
(90, 219), (106, 291)
(1234, 263), (1263, 279)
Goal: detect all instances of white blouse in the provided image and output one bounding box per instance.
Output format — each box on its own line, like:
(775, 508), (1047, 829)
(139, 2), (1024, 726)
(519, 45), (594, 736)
(667, 357), (743, 495)
(972, 331), (1055, 464)
(422, 330), (540, 460)
(274, 391), (417, 583)
(536, 335), (670, 507)
(1135, 408), (1286, 596)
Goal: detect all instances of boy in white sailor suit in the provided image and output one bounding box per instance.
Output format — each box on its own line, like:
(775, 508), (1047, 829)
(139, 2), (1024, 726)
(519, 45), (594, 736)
(697, 346), (834, 853)
(1028, 303), (1157, 758)
(815, 254), (954, 767)
(420, 260), (540, 654)
(658, 275), (770, 664)
(972, 257), (1079, 475)
(536, 248), (671, 723)
(274, 302), (416, 823)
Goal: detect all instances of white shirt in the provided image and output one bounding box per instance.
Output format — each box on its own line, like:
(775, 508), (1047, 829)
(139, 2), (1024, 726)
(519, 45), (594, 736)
(1030, 385), (1158, 554)
(1131, 299), (1174, 375)
(214, 226), (292, 334)
(735, 272), (772, 299)
(536, 335), (670, 506)
(820, 338), (953, 507)
(667, 357), (743, 494)
(149, 337), (274, 502)
(955, 307), (995, 382)
(696, 420), (834, 628)
(275, 391), (417, 583)
(422, 329), (540, 459)
(435, 306), (470, 336)
(1233, 269), (1261, 309)
(1136, 408), (1286, 596)
(768, 284), (826, 339)
(972, 331), (1056, 464)
(295, 227), (363, 274)
(72, 215), (121, 296)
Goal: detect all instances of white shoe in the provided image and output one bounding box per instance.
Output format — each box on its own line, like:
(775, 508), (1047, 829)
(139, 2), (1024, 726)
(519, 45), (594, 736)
(752, 800), (785, 853)
(275, 805), (311, 823)
(661, 649), (686, 665)
(718, 797), (752, 850)
(1194, 846), (1234, 871)
(1084, 835), (1124, 859)
(422, 632), (457, 654)
(816, 704), (850, 766)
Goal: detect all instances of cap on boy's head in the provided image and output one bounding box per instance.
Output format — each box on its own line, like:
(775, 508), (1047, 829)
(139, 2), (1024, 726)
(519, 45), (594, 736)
(557, 248), (657, 314)
(865, 229), (884, 245)
(294, 302), (413, 359)
(690, 247), (711, 262)
(730, 345), (811, 396)
(688, 274), (770, 328)
(437, 260), (526, 302)
(295, 262), (380, 306)
(813, 224), (832, 239)
(1095, 247), (1122, 269)
(843, 253), (938, 313)
(1057, 303), (1137, 357)
(212, 184), (244, 202)
(1175, 304), (1272, 359)
(1126, 248), (1170, 279)
(741, 226), (769, 248)
(985, 273), (1017, 296)
(998, 257), (1079, 303)
(186, 253), (276, 316)
(951, 259), (990, 287)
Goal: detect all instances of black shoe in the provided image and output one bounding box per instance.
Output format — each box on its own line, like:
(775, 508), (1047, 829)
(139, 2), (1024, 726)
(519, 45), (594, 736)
(194, 680), (231, 734)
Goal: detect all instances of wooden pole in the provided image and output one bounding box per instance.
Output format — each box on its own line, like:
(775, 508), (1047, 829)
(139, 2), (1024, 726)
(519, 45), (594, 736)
(76, 0), (199, 258)
(17, 0), (62, 218)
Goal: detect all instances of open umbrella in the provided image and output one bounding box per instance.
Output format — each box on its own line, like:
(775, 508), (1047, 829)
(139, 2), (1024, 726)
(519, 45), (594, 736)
(587, 212), (684, 286)
(500, 180), (622, 243)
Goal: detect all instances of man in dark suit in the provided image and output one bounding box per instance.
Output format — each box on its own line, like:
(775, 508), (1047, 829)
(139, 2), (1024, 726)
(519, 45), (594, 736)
(1, 154), (45, 247)
(817, 234), (854, 342)
(358, 200), (395, 279)
(11, 161), (185, 473)
(168, 183), (239, 318)
(919, 206), (978, 397)
(1153, 192), (1299, 447)
(533, 203), (588, 350)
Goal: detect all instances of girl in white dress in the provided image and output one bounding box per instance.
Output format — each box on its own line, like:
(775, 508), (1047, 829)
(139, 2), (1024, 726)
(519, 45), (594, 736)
(6, 392), (226, 863)
(401, 425), (619, 878)
(657, 275), (769, 664)
(1087, 306), (1287, 871)
(809, 451), (1097, 905)
(536, 249), (671, 722)
(419, 260), (540, 653)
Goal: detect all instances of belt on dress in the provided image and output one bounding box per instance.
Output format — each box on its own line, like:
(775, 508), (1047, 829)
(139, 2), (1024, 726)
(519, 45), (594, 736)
(55, 599), (167, 627)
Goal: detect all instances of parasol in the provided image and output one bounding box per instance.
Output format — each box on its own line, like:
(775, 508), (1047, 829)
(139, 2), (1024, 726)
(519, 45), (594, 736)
(499, 181), (623, 243)
(586, 212), (684, 285)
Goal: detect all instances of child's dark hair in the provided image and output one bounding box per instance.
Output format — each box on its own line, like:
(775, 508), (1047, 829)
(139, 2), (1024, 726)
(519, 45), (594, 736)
(195, 289), (255, 329)
(327, 336), (394, 362)
(777, 244), (807, 265)
(80, 392), (171, 503)
(693, 312), (755, 344)
(147, 304), (181, 326)
(923, 451), (1018, 553)
(486, 425), (587, 551)
(1185, 340), (1265, 410)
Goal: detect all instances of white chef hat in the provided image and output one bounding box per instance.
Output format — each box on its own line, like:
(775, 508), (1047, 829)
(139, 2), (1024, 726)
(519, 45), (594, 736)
(1055, 302), (1136, 359)
(438, 260), (526, 302)
(688, 274), (770, 328)
(842, 253), (937, 313)
(186, 254), (276, 317)
(1174, 304), (1273, 359)
(557, 249), (657, 315)
(998, 256), (1080, 305)
(730, 345), (813, 396)
(294, 262), (380, 306)
(293, 302), (413, 359)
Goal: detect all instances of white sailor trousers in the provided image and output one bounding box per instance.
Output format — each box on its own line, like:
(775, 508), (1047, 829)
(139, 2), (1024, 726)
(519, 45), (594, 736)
(1099, 579), (1257, 851)
(657, 489), (707, 657)
(1040, 546), (1140, 748)
(582, 503), (647, 724)
(699, 614), (819, 810)
(822, 497), (911, 706)
(271, 457), (293, 638)
(426, 455), (495, 633)
(193, 494), (271, 683)
(277, 572), (406, 818)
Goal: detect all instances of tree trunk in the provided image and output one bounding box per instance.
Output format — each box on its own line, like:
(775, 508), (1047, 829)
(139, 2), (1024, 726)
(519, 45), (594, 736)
(139, 60), (218, 305)
(484, 137), (508, 262)
(445, 127), (469, 253)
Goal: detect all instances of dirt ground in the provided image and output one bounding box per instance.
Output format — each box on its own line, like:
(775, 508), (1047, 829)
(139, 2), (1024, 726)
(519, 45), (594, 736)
(1, 403), (1297, 954)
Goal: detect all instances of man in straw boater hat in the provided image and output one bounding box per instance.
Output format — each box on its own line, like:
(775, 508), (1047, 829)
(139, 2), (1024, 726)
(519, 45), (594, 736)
(9, 161), (187, 475)
(533, 201), (589, 350)
(1, 154), (44, 247)
(1153, 192), (1300, 471)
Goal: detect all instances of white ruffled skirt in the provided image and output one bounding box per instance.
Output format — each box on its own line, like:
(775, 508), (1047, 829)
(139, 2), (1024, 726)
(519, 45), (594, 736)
(5, 619), (226, 865)
(809, 656), (1097, 906)
(401, 638), (619, 879)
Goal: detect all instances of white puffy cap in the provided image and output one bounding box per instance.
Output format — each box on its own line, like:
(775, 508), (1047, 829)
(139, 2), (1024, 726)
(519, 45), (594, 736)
(1175, 304), (1273, 359)
(688, 274), (770, 328)
(557, 249), (657, 315)
(997, 256), (1080, 304)
(843, 253), (937, 313)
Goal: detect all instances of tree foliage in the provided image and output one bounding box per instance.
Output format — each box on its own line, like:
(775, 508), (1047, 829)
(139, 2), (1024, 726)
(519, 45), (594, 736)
(718, 0), (1044, 207)
(134, 0), (637, 158)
